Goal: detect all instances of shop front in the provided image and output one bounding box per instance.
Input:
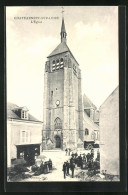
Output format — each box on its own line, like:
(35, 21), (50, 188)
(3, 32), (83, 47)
(16, 143), (41, 165)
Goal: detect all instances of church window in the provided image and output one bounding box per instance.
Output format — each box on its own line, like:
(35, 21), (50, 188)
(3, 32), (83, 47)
(56, 59), (59, 65)
(54, 117), (62, 129)
(55, 59), (59, 69)
(52, 60), (56, 71)
(60, 58), (64, 68)
(60, 58), (63, 64)
(85, 128), (89, 135)
(52, 60), (55, 66)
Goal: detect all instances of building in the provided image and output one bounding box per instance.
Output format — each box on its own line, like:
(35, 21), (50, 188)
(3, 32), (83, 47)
(7, 103), (43, 167)
(99, 86), (119, 176)
(83, 94), (99, 148)
(42, 15), (99, 150)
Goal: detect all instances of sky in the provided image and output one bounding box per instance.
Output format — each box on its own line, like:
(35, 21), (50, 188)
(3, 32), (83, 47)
(6, 6), (119, 121)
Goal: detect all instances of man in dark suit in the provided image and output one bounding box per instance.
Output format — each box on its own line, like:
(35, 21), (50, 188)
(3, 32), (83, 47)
(62, 162), (67, 179)
(66, 161), (70, 175)
(79, 154), (82, 168)
(70, 162), (75, 178)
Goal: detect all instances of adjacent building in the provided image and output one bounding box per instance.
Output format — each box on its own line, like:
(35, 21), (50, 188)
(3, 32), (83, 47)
(83, 94), (99, 148)
(7, 102), (43, 167)
(99, 86), (119, 176)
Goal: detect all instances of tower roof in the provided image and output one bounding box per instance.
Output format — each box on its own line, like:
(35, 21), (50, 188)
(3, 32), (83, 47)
(61, 18), (66, 33)
(47, 41), (79, 65)
(47, 42), (69, 58)
(47, 8), (79, 65)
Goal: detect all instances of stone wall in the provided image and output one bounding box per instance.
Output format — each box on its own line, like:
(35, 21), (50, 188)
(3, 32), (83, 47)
(99, 87), (119, 176)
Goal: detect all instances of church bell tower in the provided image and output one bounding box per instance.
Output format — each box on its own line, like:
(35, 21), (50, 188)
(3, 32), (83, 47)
(42, 10), (83, 150)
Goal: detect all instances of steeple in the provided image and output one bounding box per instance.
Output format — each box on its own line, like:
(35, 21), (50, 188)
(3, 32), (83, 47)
(60, 7), (67, 43)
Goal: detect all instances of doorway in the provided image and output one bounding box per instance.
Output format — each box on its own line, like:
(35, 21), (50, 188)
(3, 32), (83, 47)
(55, 135), (61, 148)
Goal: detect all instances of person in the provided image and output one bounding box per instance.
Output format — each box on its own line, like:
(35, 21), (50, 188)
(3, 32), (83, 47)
(66, 161), (70, 175)
(62, 162), (67, 179)
(44, 162), (48, 174)
(79, 154), (82, 168)
(88, 159), (92, 171)
(48, 158), (52, 170)
(77, 154), (82, 167)
(40, 161), (44, 174)
(83, 153), (85, 159)
(91, 148), (94, 159)
(47, 162), (50, 173)
(71, 152), (75, 158)
(70, 157), (74, 165)
(75, 152), (78, 158)
(86, 153), (91, 162)
(65, 148), (68, 156)
(70, 162), (75, 178)
(97, 149), (100, 161)
(68, 148), (71, 156)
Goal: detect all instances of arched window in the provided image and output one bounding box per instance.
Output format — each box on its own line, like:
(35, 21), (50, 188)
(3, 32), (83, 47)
(60, 58), (64, 68)
(54, 117), (62, 129)
(56, 59), (59, 65)
(60, 58), (63, 64)
(56, 59), (60, 69)
(52, 60), (55, 65)
(85, 128), (89, 135)
(52, 60), (56, 71)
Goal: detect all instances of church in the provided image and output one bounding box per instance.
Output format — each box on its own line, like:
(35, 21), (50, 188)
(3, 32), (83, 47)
(42, 15), (99, 150)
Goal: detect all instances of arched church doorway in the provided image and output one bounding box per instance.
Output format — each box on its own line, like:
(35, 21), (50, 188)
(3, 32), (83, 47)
(55, 135), (61, 148)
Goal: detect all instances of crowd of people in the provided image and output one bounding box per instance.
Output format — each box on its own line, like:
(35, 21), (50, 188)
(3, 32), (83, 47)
(62, 148), (100, 179)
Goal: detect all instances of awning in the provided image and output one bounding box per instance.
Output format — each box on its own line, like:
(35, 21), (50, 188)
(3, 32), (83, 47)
(15, 143), (42, 146)
(84, 140), (94, 142)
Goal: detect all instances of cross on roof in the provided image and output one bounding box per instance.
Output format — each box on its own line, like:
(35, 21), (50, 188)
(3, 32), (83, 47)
(61, 7), (64, 18)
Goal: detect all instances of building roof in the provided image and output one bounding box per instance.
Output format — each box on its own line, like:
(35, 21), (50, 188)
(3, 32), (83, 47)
(83, 94), (97, 110)
(47, 42), (79, 65)
(99, 86), (119, 108)
(7, 102), (42, 122)
(47, 42), (69, 58)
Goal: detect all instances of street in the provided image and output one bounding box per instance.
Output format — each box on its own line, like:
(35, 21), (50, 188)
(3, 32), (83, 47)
(19, 149), (98, 182)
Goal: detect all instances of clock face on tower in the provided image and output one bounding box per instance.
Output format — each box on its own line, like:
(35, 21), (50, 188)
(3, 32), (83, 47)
(56, 100), (60, 106)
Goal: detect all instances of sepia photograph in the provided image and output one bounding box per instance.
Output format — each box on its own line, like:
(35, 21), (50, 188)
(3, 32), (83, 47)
(6, 6), (119, 182)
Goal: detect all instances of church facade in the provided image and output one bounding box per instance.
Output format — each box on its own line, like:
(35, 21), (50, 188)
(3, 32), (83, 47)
(42, 17), (99, 150)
